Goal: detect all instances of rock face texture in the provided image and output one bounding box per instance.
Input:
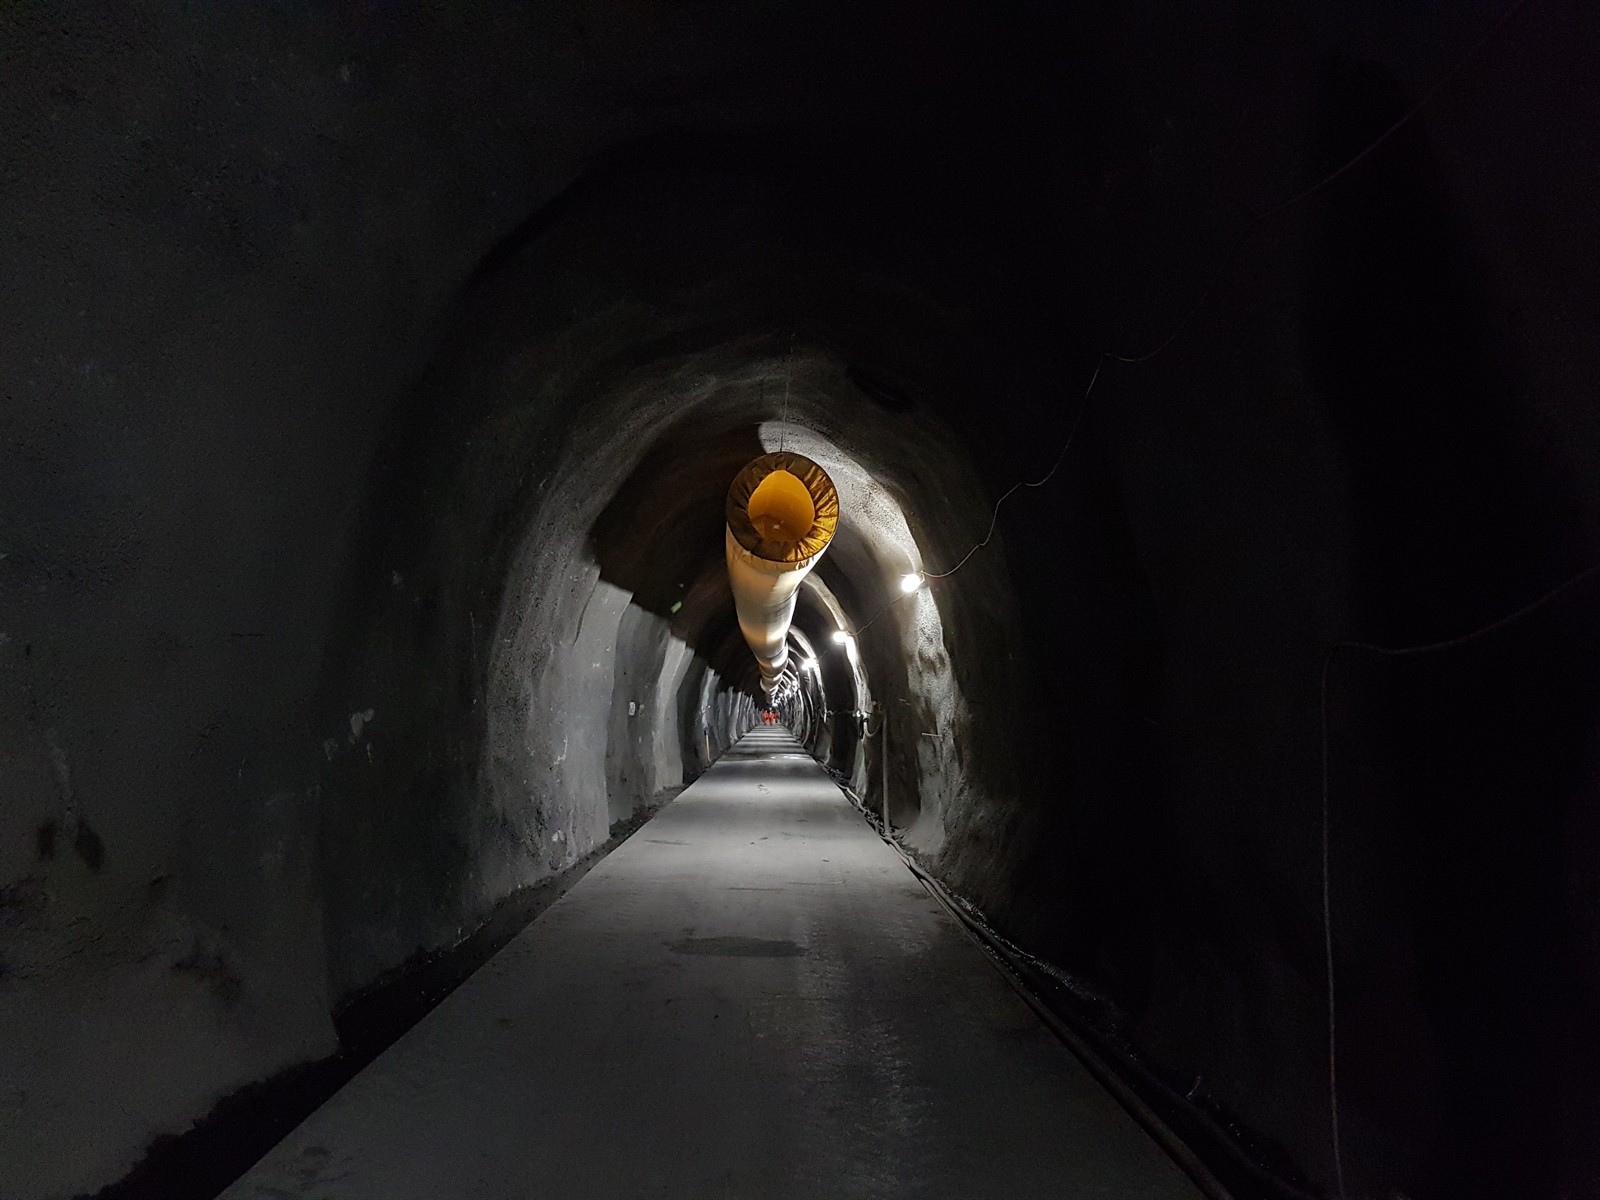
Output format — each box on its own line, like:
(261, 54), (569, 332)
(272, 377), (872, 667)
(3, 4), (1597, 1198)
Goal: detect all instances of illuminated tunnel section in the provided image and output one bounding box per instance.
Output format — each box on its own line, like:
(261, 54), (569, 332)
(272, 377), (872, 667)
(299, 168), (1036, 1011)
(472, 352), (997, 896)
(8, 9), (1600, 1200)
(300, 159), (1600, 1200)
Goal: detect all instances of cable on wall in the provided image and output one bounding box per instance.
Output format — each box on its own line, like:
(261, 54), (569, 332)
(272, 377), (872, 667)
(1317, 560), (1600, 1196)
(844, 4), (1541, 1196)
(919, 0), (1534, 587)
(853, 0), (1529, 642)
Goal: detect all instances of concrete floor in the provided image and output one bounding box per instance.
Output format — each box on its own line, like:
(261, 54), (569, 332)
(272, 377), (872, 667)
(223, 728), (1202, 1199)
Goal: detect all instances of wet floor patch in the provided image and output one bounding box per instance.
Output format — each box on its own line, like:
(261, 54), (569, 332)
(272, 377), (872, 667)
(668, 936), (804, 957)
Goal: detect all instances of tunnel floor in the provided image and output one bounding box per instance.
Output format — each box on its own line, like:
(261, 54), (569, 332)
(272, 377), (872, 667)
(221, 728), (1201, 1199)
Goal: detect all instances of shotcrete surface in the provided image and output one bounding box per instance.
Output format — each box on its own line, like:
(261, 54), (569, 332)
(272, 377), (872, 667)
(222, 728), (1200, 1199)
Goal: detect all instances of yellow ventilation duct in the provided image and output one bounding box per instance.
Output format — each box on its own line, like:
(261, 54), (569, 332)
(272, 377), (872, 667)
(725, 451), (839, 693)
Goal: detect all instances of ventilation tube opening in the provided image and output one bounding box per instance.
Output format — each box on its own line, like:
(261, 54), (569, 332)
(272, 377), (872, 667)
(725, 452), (839, 695)
(747, 469), (816, 542)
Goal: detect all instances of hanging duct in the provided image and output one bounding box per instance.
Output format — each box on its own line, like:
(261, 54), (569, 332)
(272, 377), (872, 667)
(725, 451), (839, 693)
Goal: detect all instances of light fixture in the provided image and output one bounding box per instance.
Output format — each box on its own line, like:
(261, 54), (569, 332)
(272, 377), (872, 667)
(831, 629), (850, 644)
(800, 656), (819, 673)
(899, 572), (924, 594)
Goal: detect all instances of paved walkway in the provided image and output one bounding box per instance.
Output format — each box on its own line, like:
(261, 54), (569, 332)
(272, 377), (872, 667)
(224, 727), (1201, 1199)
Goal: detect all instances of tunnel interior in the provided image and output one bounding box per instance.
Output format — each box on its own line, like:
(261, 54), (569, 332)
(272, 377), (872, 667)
(4, 5), (1600, 1200)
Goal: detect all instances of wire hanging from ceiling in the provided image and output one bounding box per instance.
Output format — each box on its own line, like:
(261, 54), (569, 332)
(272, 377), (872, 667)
(779, 332), (794, 454)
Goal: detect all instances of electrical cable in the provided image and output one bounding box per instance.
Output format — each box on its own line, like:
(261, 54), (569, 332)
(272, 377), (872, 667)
(921, 0), (1532, 584)
(841, 6), (1540, 1194)
(830, 776), (1329, 1200)
(924, 360), (1101, 580)
(1317, 560), (1600, 1197)
(833, 0), (1527, 639)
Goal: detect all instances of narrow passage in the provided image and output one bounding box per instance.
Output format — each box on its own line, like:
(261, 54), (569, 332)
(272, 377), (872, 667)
(225, 728), (1202, 1199)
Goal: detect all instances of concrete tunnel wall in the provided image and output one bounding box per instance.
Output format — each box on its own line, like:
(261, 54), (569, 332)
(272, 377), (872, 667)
(3, 5), (1600, 1199)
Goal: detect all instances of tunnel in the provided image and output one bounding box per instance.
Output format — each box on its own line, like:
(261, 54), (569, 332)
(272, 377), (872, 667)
(4, 5), (1600, 1199)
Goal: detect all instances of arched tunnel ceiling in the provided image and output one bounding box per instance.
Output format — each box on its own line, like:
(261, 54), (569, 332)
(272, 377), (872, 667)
(587, 374), (943, 697)
(483, 331), (1010, 823)
(309, 158), (1030, 1022)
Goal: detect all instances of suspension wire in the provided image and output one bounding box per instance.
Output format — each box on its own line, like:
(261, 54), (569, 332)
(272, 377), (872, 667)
(780, 332), (794, 453)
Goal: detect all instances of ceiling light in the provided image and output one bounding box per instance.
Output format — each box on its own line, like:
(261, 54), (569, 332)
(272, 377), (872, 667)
(899, 572), (924, 594)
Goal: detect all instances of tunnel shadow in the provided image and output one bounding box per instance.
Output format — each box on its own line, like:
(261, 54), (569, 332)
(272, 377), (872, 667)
(588, 414), (767, 655)
(1302, 57), (1598, 1200)
(586, 414), (771, 782)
